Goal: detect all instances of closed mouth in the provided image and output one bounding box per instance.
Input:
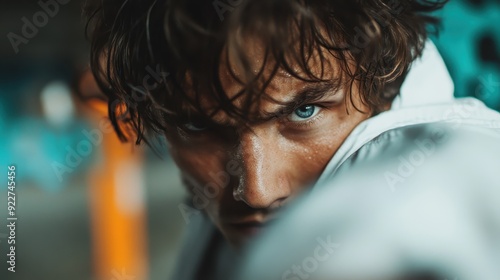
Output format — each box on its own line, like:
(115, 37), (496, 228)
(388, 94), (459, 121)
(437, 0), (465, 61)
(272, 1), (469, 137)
(227, 221), (265, 236)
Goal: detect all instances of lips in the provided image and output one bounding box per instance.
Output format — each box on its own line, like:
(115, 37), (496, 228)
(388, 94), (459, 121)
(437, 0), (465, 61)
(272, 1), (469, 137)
(223, 216), (278, 237)
(220, 206), (284, 243)
(227, 221), (265, 236)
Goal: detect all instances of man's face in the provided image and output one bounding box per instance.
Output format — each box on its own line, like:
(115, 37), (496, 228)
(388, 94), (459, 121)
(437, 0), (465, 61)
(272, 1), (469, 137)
(164, 49), (372, 247)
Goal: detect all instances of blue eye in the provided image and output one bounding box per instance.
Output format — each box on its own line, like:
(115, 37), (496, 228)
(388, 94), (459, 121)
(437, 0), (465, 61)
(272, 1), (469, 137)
(289, 105), (320, 122)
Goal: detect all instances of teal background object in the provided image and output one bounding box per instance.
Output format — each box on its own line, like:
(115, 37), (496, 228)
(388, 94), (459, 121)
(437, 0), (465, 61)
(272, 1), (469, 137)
(432, 0), (500, 110)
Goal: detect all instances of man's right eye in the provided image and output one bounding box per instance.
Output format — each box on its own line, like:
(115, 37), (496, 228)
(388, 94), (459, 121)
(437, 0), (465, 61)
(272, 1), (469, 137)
(182, 121), (209, 132)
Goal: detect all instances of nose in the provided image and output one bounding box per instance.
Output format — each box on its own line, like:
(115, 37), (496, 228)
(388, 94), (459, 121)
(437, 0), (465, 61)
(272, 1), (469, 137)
(233, 129), (291, 209)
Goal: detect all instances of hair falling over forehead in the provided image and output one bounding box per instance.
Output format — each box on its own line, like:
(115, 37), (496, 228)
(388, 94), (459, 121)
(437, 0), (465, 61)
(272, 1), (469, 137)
(84, 0), (448, 144)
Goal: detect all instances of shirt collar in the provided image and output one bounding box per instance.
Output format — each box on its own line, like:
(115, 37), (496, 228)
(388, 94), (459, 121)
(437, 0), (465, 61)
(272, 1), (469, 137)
(391, 40), (455, 110)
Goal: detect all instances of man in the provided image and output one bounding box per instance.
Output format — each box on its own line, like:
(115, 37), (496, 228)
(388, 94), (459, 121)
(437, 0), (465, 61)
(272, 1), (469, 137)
(82, 0), (499, 279)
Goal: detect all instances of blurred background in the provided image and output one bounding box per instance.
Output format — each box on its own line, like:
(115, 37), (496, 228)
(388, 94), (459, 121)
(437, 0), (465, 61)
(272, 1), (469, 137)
(0, 0), (499, 280)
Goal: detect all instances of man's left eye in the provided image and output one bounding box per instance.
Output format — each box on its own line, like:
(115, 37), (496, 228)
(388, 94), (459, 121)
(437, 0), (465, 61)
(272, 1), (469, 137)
(288, 105), (321, 122)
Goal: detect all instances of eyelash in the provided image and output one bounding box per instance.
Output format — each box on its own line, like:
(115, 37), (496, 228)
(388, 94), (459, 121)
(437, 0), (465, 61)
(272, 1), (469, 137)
(283, 104), (326, 129)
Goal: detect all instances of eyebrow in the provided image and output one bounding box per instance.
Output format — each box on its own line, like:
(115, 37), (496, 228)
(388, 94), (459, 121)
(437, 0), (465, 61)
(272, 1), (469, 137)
(172, 81), (340, 127)
(259, 81), (339, 122)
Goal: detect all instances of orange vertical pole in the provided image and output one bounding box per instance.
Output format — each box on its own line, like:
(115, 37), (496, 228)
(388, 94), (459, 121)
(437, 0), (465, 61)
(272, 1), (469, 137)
(86, 100), (148, 280)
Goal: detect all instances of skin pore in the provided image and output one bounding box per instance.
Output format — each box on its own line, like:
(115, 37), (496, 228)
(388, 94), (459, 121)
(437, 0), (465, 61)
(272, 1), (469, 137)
(164, 44), (374, 248)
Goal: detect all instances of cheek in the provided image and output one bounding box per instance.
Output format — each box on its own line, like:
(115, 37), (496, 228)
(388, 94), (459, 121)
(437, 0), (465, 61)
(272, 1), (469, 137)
(272, 133), (339, 194)
(168, 142), (230, 201)
(288, 110), (369, 186)
(168, 145), (233, 225)
(288, 138), (339, 188)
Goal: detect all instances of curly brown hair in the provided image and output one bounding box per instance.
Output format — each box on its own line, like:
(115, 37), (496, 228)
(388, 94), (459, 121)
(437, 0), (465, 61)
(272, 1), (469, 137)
(84, 0), (447, 144)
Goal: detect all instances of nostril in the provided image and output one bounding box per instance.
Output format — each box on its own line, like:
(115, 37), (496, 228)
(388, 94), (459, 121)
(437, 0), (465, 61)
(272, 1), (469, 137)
(268, 197), (288, 209)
